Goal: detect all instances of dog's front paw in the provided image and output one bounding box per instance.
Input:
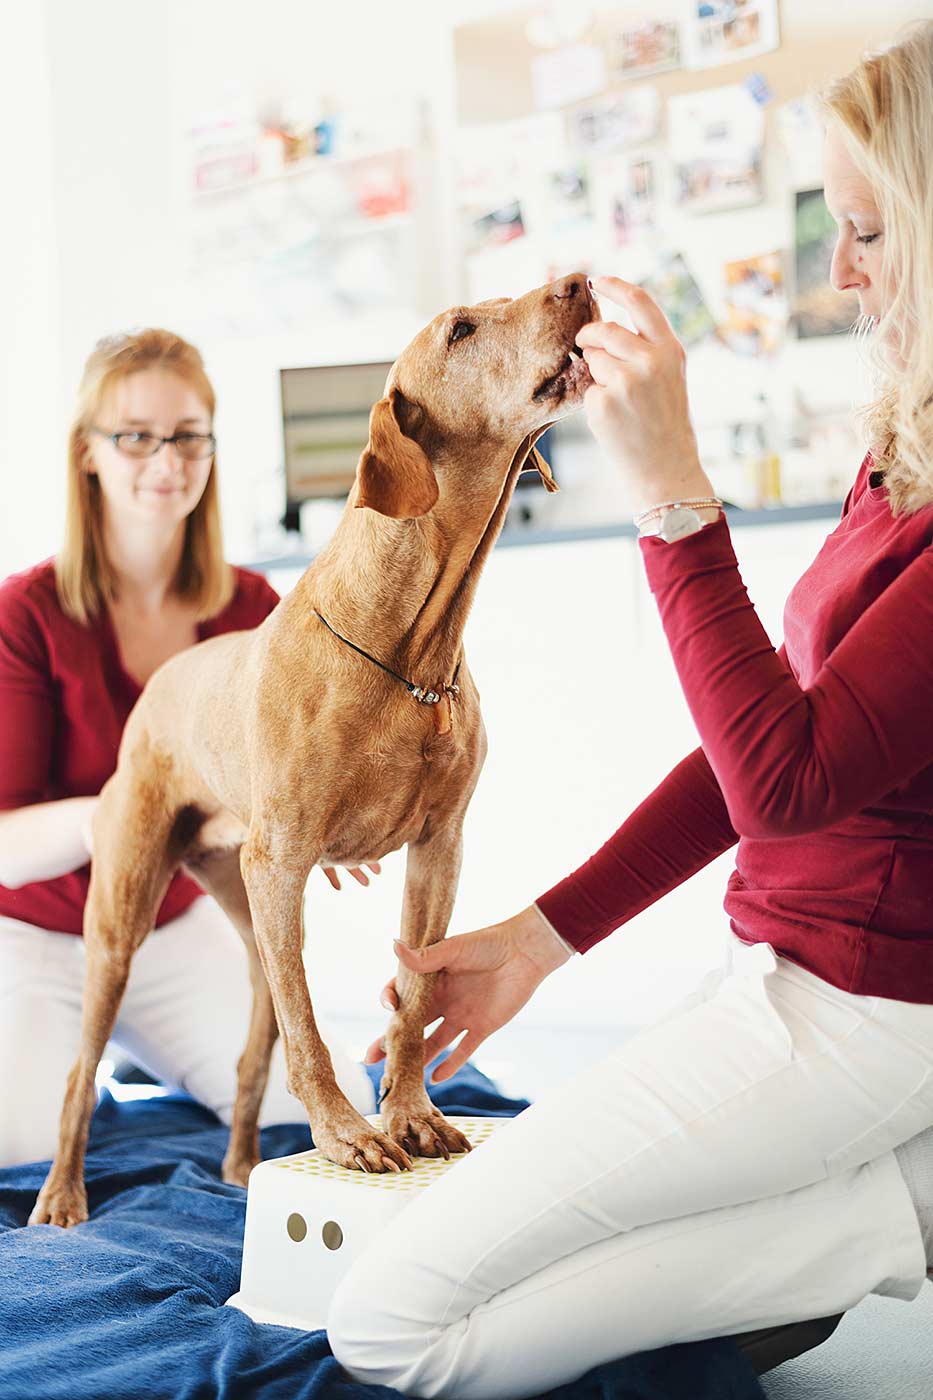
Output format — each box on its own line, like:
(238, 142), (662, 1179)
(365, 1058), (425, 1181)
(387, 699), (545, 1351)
(383, 1102), (473, 1160)
(28, 1176), (88, 1229)
(314, 1115), (414, 1174)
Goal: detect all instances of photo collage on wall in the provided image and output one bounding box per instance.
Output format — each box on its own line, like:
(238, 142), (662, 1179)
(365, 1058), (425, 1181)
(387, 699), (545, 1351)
(456, 0), (857, 360)
(185, 91), (421, 335)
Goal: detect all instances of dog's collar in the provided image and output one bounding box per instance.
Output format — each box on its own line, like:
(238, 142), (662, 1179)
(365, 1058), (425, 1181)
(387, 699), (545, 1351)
(314, 611), (461, 706)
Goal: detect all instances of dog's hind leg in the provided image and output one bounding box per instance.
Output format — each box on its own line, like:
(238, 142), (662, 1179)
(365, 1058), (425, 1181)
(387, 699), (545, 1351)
(182, 843), (279, 1186)
(29, 764), (182, 1228)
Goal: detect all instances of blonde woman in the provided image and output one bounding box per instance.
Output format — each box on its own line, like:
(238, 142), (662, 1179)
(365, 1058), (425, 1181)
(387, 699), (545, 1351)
(0, 328), (375, 1170)
(332, 24), (933, 1397)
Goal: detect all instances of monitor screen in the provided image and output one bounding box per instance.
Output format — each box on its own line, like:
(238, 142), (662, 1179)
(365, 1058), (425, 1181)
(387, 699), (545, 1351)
(279, 359), (555, 530)
(281, 361), (393, 509)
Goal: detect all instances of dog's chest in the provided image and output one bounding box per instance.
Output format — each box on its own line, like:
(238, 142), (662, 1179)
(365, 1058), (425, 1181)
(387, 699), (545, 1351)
(314, 712), (479, 866)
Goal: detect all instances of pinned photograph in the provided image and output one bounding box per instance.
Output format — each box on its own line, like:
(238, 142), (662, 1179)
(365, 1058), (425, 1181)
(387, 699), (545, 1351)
(683, 0), (780, 70)
(722, 250), (787, 356)
(549, 165), (593, 236)
(611, 156), (657, 246)
(568, 86), (661, 152)
(639, 252), (716, 348)
(609, 20), (682, 80)
(471, 201), (526, 253)
(668, 83), (764, 213)
(793, 189), (859, 338)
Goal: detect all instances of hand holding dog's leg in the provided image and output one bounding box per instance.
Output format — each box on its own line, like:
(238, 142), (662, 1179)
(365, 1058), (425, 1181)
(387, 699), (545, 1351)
(365, 903), (570, 1076)
(380, 826), (474, 1160)
(240, 833), (412, 1173)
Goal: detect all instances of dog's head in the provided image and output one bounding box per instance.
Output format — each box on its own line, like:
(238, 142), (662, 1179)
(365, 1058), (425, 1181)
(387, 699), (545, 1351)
(353, 273), (599, 519)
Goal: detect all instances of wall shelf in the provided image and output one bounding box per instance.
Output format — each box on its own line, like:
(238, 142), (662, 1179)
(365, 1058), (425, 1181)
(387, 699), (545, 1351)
(244, 499), (844, 572)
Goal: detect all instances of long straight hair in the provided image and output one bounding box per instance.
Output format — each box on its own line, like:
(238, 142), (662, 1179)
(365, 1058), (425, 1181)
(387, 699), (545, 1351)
(56, 328), (234, 625)
(818, 21), (933, 515)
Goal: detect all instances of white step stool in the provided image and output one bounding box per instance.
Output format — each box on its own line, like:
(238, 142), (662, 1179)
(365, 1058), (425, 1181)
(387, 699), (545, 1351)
(226, 1113), (506, 1331)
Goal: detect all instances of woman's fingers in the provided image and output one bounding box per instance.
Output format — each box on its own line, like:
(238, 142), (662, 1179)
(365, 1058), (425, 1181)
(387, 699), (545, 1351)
(363, 1035), (387, 1064)
(575, 319), (644, 360)
(321, 862), (382, 890)
(393, 929), (504, 974)
(393, 937), (453, 972)
(591, 275), (673, 341)
(420, 1018), (464, 1065)
(430, 1030), (486, 1084)
(580, 345), (630, 389)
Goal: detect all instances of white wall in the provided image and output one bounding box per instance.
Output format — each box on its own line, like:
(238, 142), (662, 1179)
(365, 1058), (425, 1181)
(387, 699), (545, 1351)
(0, 0), (456, 577)
(0, 3), (61, 575)
(286, 514), (834, 1039)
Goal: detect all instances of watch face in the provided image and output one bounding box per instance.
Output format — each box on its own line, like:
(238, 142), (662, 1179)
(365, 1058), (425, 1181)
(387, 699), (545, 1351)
(660, 505), (702, 542)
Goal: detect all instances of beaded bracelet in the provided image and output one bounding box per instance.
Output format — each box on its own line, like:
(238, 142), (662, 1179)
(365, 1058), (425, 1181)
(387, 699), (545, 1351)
(633, 496), (724, 529)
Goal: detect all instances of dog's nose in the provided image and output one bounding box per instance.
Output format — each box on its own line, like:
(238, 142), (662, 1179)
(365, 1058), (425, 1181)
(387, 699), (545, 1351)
(552, 275), (583, 302)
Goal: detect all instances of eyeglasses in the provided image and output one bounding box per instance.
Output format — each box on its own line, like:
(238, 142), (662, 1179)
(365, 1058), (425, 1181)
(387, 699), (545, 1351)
(92, 428), (217, 460)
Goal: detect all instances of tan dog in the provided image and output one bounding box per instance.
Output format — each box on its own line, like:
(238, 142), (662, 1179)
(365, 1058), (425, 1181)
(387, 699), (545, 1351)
(29, 273), (599, 1228)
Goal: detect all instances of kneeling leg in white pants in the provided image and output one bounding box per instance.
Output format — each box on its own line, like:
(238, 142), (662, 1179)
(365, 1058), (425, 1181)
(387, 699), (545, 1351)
(329, 945), (933, 1399)
(330, 1147), (925, 1400)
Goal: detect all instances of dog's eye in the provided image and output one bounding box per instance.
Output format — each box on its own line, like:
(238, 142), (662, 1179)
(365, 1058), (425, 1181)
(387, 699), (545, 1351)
(448, 320), (476, 347)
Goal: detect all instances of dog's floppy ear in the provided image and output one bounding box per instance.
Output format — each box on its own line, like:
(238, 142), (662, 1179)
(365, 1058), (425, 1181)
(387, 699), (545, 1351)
(355, 388), (438, 519)
(510, 425), (560, 494)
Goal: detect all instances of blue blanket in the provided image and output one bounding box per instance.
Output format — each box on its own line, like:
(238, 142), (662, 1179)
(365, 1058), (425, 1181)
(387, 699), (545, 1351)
(0, 1059), (764, 1400)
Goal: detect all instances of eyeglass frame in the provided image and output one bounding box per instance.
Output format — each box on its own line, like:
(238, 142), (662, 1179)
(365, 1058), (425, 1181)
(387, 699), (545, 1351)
(90, 427), (217, 460)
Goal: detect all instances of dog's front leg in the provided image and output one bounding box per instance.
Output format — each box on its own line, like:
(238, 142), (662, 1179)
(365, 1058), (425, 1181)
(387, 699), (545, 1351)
(380, 823), (474, 1160)
(239, 833), (412, 1173)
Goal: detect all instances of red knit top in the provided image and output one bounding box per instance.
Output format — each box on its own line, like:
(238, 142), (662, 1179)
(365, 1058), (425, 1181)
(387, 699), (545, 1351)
(538, 455), (933, 1002)
(0, 560), (279, 934)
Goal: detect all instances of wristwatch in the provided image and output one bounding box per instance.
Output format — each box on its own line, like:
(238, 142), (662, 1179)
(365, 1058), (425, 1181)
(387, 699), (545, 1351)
(636, 497), (724, 543)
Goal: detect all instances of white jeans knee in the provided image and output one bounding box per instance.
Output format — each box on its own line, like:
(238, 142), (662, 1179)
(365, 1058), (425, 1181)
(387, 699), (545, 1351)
(327, 939), (933, 1398)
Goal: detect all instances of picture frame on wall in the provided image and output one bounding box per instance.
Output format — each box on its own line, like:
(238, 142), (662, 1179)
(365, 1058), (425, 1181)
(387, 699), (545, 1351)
(682, 0), (780, 71)
(668, 83), (764, 214)
(793, 188), (859, 338)
(567, 86), (661, 153)
(639, 251), (717, 348)
(608, 20), (682, 81)
(722, 250), (787, 356)
(611, 155), (658, 246)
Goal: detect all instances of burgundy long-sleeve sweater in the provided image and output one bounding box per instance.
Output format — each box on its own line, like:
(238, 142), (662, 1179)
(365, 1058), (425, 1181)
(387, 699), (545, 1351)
(537, 455), (933, 1003)
(0, 562), (279, 934)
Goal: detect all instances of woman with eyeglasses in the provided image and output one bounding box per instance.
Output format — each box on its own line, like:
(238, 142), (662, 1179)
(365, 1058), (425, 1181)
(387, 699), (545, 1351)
(0, 327), (376, 1170)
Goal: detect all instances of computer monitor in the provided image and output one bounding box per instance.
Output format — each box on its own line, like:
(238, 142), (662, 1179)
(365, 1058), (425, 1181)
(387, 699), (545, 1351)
(280, 361), (393, 528)
(279, 360), (555, 531)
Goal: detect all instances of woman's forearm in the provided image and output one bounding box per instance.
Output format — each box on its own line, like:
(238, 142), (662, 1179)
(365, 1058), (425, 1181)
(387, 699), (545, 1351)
(0, 797), (96, 888)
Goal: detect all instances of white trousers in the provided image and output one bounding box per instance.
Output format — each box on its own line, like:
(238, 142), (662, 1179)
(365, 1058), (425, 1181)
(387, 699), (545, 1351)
(0, 897), (375, 1169)
(328, 938), (933, 1399)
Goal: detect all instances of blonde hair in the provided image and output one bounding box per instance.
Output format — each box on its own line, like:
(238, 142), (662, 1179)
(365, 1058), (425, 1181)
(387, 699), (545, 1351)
(56, 328), (234, 624)
(818, 20), (933, 515)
